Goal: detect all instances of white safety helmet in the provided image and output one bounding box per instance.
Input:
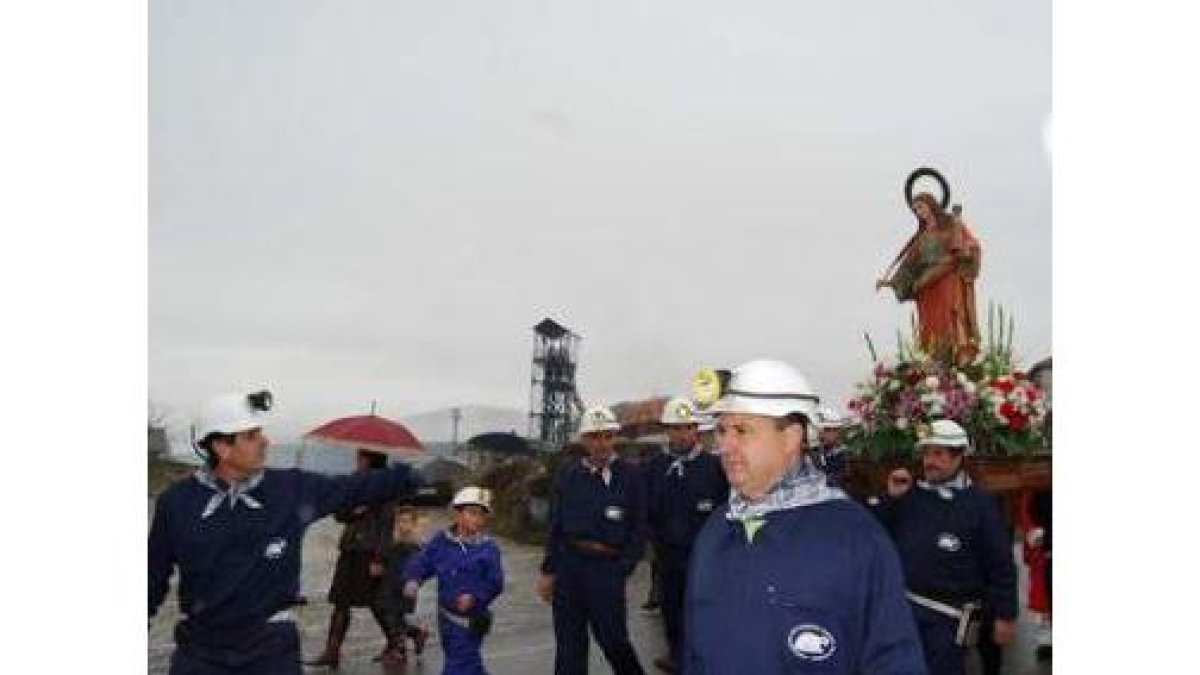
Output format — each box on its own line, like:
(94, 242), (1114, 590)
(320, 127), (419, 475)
(815, 407), (851, 431)
(577, 405), (622, 437)
(708, 359), (820, 421)
(194, 390), (273, 441)
(660, 396), (701, 426)
(915, 419), (973, 454)
(452, 486), (493, 512)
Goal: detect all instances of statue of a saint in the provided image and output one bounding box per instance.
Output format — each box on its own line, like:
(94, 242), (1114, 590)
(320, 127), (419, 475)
(877, 191), (982, 364)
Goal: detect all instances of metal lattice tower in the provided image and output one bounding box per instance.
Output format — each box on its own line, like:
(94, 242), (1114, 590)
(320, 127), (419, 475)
(529, 318), (583, 449)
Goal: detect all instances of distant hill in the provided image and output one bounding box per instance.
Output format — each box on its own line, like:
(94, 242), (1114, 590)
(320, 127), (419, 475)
(400, 405), (528, 444)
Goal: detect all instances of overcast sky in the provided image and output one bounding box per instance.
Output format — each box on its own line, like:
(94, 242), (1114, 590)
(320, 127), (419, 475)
(150, 0), (1049, 440)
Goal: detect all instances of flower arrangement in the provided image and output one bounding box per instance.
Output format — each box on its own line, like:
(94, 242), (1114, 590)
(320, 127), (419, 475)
(846, 304), (1049, 460)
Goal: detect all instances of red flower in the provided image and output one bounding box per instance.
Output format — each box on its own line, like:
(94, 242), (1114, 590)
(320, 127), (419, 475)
(1009, 411), (1029, 431)
(999, 401), (1019, 419)
(992, 378), (1016, 395)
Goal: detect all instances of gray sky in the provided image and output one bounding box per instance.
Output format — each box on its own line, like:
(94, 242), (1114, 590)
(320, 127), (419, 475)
(150, 0), (1050, 440)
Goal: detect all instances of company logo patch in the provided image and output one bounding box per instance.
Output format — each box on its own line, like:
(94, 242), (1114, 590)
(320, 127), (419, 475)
(936, 533), (962, 552)
(788, 624), (836, 661)
(696, 499), (714, 513)
(604, 505), (625, 521)
(263, 537), (288, 559)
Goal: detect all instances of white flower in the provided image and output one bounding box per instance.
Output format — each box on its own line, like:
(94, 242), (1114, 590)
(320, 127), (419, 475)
(963, 382), (977, 395)
(888, 380), (901, 391)
(957, 372), (970, 385)
(896, 417), (909, 430)
(924, 376), (940, 389)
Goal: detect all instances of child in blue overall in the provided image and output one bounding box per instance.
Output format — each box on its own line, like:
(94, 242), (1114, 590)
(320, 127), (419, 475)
(404, 487), (504, 675)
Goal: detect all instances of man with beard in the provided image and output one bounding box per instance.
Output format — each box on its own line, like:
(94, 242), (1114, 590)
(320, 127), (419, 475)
(873, 419), (1018, 675)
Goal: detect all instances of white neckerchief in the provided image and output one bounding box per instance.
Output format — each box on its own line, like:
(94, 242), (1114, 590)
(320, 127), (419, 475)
(444, 527), (491, 553)
(917, 470), (973, 500)
(583, 456), (613, 486)
(666, 445), (704, 478)
(194, 467), (265, 519)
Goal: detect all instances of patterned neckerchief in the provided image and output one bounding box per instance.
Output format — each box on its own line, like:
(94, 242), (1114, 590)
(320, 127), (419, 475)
(193, 466), (265, 519)
(917, 470), (973, 500)
(726, 456), (845, 523)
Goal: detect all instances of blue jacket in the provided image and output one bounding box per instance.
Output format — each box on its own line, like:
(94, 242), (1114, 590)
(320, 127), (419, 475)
(404, 528), (504, 617)
(541, 457), (647, 576)
(813, 444), (849, 487)
(644, 448), (729, 561)
(684, 499), (927, 674)
(147, 465), (421, 634)
(872, 484), (1018, 619)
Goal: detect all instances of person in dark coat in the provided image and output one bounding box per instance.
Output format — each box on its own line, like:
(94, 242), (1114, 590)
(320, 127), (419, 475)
(404, 487), (505, 675)
(683, 360), (926, 674)
(537, 405), (648, 675)
(148, 391), (422, 675)
(872, 419), (1018, 675)
(812, 407), (852, 488)
(375, 503), (430, 666)
(305, 448), (398, 668)
(643, 396), (728, 673)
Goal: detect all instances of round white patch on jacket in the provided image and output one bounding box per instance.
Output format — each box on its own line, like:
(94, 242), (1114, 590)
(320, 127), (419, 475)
(263, 537), (288, 559)
(604, 505), (624, 521)
(937, 533), (963, 552)
(788, 624), (836, 661)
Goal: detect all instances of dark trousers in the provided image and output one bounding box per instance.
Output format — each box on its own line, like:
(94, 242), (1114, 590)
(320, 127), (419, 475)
(552, 552), (645, 675)
(380, 592), (424, 644)
(169, 621), (301, 675)
(913, 605), (967, 675)
(659, 554), (688, 665)
(976, 611), (1003, 675)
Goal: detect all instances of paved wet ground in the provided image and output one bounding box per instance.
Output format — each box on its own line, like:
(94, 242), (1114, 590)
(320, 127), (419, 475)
(150, 507), (1051, 674)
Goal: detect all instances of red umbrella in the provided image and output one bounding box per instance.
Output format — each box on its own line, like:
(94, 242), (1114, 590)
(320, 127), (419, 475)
(304, 414), (425, 458)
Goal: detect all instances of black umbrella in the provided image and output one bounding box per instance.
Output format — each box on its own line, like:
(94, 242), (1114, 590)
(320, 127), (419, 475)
(466, 431), (533, 455)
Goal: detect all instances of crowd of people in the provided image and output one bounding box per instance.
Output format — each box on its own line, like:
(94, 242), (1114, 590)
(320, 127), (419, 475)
(149, 361), (1050, 674)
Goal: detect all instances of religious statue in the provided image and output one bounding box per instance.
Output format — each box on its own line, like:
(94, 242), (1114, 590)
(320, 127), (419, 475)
(876, 169), (982, 365)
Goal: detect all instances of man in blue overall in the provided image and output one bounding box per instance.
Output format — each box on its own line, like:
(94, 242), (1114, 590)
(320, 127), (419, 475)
(537, 405), (648, 675)
(148, 391), (423, 675)
(872, 419), (1018, 675)
(683, 360), (926, 674)
(644, 396), (728, 673)
(811, 407), (852, 488)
